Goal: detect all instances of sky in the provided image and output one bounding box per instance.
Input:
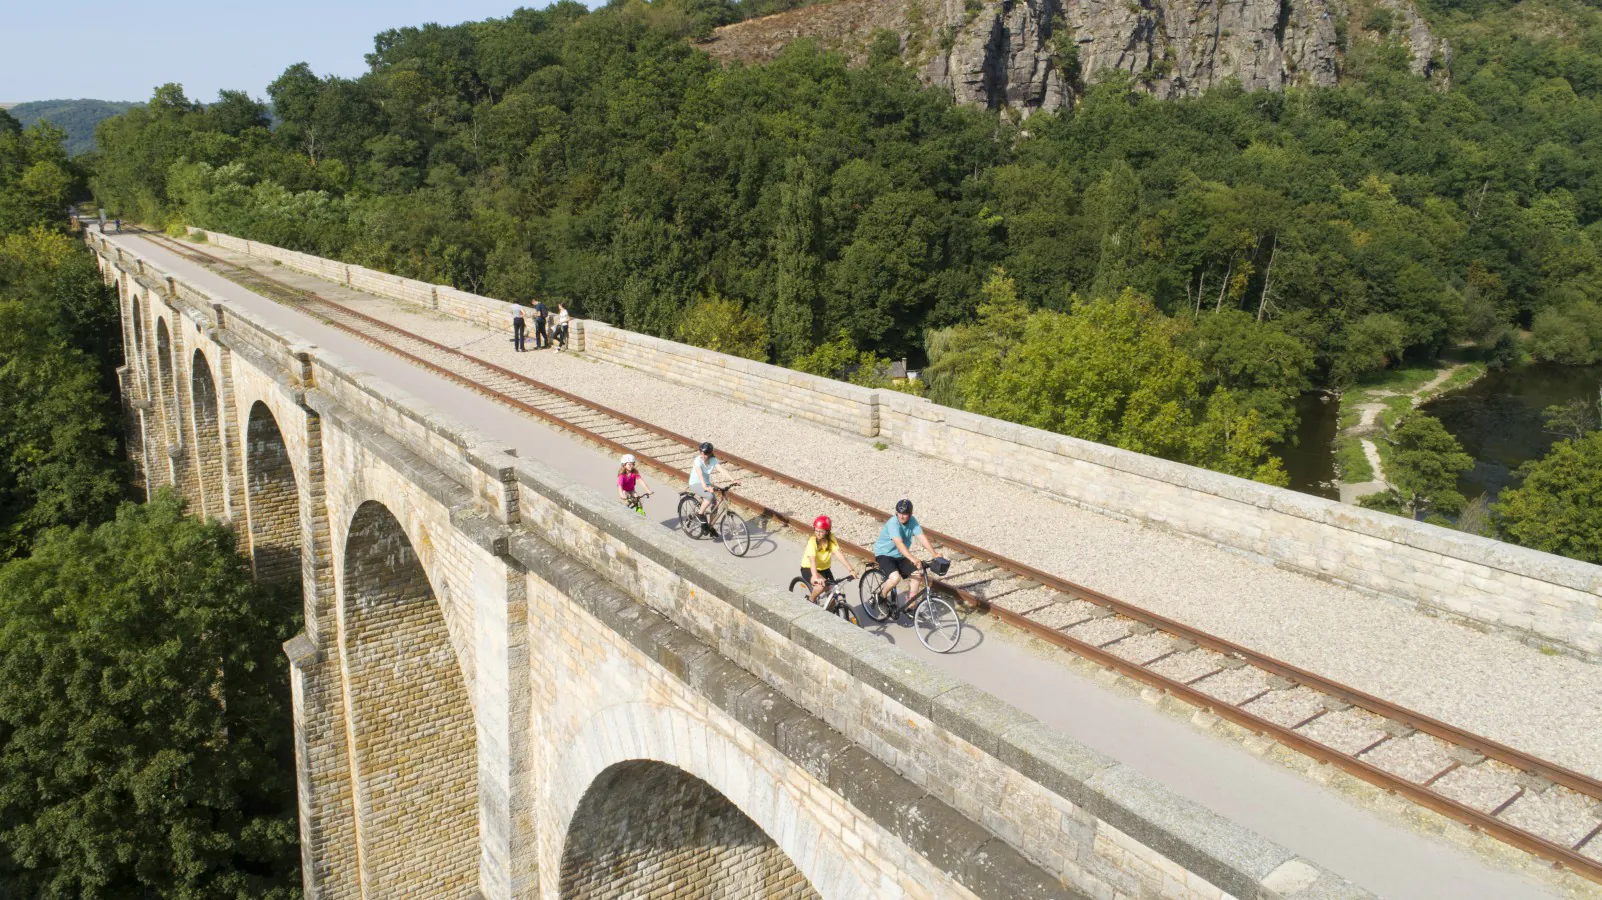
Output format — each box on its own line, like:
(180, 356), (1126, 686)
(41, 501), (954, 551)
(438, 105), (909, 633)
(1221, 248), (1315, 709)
(2, 1), (603, 106)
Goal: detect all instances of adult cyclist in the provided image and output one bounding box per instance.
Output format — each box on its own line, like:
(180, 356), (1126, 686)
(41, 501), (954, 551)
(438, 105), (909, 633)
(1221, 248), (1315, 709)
(802, 515), (856, 604)
(874, 499), (937, 610)
(688, 441), (721, 532)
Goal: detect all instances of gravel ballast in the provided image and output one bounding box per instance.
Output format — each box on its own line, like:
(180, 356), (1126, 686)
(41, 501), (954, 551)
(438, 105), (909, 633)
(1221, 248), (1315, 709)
(214, 248), (1602, 783)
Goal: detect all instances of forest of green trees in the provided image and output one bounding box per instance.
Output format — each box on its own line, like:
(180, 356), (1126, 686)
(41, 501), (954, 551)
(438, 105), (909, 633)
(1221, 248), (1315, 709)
(84, 0), (1602, 488)
(0, 110), (302, 898)
(9, 100), (139, 156)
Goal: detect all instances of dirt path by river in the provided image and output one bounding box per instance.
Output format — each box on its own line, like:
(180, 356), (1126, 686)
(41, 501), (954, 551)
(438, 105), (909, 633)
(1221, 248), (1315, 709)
(1337, 362), (1480, 504)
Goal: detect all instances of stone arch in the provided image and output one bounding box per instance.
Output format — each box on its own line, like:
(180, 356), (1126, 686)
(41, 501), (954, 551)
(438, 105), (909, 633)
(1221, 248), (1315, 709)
(340, 500), (477, 897)
(130, 293), (144, 355)
(546, 703), (873, 899)
(154, 316), (172, 422)
(190, 350), (225, 519)
(560, 760), (819, 900)
(245, 401), (301, 583)
(155, 316), (173, 396)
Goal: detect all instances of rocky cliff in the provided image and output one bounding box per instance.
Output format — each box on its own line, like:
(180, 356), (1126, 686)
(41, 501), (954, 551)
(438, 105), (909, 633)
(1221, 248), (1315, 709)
(703, 0), (1449, 115)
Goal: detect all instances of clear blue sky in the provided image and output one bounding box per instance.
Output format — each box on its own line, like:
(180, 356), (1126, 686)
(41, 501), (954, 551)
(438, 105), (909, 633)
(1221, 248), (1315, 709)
(3, 1), (603, 106)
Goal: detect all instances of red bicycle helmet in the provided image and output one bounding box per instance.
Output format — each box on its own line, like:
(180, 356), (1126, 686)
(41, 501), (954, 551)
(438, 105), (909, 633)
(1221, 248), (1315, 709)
(813, 515), (832, 532)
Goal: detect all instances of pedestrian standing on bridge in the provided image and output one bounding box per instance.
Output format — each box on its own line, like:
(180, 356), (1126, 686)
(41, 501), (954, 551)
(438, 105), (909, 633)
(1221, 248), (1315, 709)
(511, 303), (528, 352)
(554, 303), (571, 352)
(533, 299), (549, 349)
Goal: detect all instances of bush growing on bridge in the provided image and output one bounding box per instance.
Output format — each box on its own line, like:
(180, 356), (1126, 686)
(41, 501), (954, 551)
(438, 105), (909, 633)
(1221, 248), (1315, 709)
(0, 492), (302, 899)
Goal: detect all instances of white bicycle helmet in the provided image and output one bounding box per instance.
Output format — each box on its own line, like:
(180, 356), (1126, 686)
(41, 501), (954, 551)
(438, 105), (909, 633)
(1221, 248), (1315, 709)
(620, 454), (636, 465)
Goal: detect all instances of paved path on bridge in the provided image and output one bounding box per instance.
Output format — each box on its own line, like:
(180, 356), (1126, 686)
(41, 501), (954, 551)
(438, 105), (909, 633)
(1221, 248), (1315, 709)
(113, 231), (1570, 899)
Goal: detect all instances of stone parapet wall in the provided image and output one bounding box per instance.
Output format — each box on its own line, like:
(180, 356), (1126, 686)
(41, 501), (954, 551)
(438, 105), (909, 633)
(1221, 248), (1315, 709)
(874, 390), (1602, 658)
(581, 320), (879, 436)
(437, 286), (508, 330)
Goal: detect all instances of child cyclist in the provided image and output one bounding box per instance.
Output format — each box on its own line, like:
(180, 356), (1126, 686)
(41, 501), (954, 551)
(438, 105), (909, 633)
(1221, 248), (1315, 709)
(802, 515), (856, 604)
(616, 454), (652, 514)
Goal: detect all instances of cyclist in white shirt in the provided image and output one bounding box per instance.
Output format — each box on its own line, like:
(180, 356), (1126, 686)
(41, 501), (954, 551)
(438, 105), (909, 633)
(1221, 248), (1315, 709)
(688, 441), (720, 529)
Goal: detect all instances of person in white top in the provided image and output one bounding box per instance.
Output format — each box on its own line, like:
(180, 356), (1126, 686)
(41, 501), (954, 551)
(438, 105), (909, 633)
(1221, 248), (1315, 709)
(688, 441), (721, 528)
(511, 304), (528, 352)
(554, 303), (572, 352)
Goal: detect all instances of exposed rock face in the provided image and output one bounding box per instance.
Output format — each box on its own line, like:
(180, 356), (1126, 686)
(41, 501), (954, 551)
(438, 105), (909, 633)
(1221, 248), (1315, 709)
(921, 0), (1073, 114)
(701, 0), (1447, 115)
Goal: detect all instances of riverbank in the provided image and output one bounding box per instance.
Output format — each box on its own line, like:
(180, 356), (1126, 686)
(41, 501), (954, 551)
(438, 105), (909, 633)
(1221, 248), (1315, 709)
(1334, 360), (1487, 503)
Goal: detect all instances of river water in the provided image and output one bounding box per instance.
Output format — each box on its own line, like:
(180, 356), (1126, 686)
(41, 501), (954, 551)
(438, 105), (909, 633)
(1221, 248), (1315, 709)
(1277, 364), (1601, 503)
(1281, 392), (1340, 500)
(1422, 364), (1602, 501)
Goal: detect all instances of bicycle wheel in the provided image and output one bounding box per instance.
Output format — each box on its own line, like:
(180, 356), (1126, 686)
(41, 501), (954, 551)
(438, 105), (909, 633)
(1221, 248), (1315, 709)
(914, 595), (963, 653)
(859, 570), (892, 622)
(718, 510), (751, 556)
(677, 495), (702, 538)
(833, 596), (860, 627)
(788, 577), (811, 599)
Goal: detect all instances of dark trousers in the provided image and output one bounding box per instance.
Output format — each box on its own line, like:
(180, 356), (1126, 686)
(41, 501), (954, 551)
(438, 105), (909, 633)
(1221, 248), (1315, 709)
(534, 317), (548, 348)
(513, 320), (526, 351)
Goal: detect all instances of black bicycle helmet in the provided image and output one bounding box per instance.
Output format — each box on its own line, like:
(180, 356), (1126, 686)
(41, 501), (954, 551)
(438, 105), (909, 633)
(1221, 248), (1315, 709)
(699, 441), (714, 454)
(895, 499), (914, 515)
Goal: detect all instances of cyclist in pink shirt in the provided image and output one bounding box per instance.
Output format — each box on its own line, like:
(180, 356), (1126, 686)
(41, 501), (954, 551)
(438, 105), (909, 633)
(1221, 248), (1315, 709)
(617, 454), (653, 514)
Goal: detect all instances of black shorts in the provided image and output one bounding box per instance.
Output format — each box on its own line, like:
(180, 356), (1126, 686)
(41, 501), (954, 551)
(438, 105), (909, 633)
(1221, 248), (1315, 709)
(801, 567), (835, 584)
(876, 555), (914, 580)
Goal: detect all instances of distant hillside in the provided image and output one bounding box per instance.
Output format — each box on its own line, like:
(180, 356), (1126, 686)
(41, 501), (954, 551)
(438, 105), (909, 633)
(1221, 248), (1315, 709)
(703, 0), (1448, 114)
(11, 99), (138, 155)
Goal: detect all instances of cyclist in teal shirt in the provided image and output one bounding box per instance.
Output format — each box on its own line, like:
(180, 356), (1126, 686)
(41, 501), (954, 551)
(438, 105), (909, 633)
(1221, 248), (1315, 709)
(874, 499), (937, 607)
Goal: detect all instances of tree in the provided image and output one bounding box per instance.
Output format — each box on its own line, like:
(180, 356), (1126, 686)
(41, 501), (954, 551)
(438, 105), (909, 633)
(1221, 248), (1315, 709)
(0, 114), (76, 235)
(0, 229), (126, 559)
(677, 292), (770, 360)
(1542, 391), (1600, 441)
(958, 289), (1284, 482)
(202, 90), (271, 137)
(769, 157), (824, 363)
(921, 267), (1030, 409)
(1530, 301), (1602, 365)
(267, 63), (326, 163)
(0, 494), (302, 898)
(1331, 313), (1406, 386)
(1496, 432), (1602, 564)
(1184, 309), (1313, 443)
(1381, 413), (1474, 518)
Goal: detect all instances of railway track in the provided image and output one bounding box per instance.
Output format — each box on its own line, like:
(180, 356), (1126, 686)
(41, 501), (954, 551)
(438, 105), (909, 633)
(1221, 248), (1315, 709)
(137, 229), (1602, 885)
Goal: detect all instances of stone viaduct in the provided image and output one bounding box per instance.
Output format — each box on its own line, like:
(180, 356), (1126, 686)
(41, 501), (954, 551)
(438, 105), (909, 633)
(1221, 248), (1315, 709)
(89, 231), (1399, 900)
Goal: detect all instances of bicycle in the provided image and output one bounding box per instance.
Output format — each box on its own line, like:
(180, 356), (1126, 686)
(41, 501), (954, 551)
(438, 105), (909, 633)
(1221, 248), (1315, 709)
(677, 483), (751, 557)
(789, 574), (859, 626)
(859, 557), (963, 653)
(623, 491), (652, 517)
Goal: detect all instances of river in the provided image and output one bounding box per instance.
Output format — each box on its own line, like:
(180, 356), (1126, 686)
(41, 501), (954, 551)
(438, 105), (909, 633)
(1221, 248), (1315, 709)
(1281, 392), (1340, 500)
(1277, 364), (1602, 503)
(1422, 363), (1602, 501)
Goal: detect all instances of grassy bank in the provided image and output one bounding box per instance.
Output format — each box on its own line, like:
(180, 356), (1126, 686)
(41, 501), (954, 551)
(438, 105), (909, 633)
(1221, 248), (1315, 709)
(1333, 357), (1488, 489)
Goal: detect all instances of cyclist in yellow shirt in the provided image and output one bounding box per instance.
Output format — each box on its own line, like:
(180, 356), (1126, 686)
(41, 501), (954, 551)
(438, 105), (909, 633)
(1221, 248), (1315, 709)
(802, 515), (856, 604)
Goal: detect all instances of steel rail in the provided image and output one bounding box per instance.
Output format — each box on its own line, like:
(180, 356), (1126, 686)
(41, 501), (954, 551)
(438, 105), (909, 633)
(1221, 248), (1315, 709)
(135, 229), (1602, 883)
